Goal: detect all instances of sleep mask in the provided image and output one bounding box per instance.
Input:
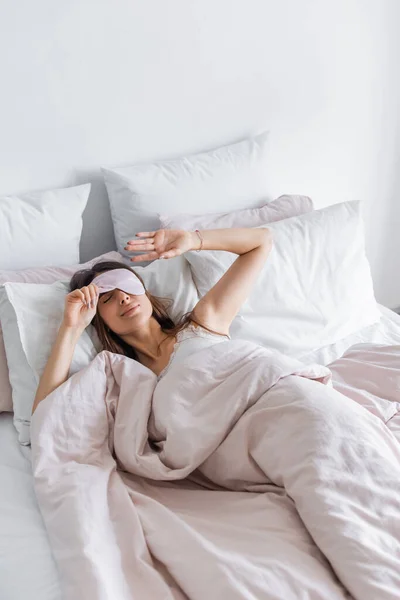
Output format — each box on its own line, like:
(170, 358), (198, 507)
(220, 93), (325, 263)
(91, 269), (146, 296)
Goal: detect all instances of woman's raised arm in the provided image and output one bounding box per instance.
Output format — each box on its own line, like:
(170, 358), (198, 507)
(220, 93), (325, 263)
(189, 227), (273, 335)
(31, 284), (99, 415)
(126, 227), (273, 335)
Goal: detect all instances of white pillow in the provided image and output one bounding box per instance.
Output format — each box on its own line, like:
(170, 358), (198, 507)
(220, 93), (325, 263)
(185, 201), (380, 358)
(0, 281), (99, 445)
(0, 184), (91, 270)
(134, 255), (199, 322)
(0, 251), (122, 415)
(102, 132), (269, 260)
(0, 255), (198, 444)
(159, 195), (313, 231)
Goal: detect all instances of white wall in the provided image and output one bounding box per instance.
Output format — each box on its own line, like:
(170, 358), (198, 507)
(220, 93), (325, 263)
(0, 0), (399, 307)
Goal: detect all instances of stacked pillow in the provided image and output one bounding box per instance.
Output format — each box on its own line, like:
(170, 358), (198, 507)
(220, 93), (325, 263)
(102, 131), (380, 361)
(0, 184), (126, 443)
(161, 201), (380, 358)
(102, 131), (270, 262)
(0, 183), (92, 413)
(159, 194), (313, 230)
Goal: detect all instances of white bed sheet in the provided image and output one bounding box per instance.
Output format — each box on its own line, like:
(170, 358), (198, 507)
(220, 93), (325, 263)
(0, 304), (399, 600)
(0, 412), (61, 600)
(302, 304), (400, 365)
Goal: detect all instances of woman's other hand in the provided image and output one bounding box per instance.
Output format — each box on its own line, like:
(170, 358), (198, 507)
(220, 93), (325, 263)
(124, 229), (199, 262)
(63, 284), (99, 331)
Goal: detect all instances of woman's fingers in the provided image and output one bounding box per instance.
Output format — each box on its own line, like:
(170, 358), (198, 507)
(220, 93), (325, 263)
(83, 287), (91, 307)
(130, 251), (159, 262)
(126, 243), (154, 251)
(126, 239), (150, 246)
(127, 231), (156, 244)
(67, 284), (99, 310)
(88, 284), (98, 308)
(125, 240), (155, 252)
(126, 237), (153, 245)
(79, 285), (98, 308)
(129, 248), (179, 262)
(136, 231), (156, 238)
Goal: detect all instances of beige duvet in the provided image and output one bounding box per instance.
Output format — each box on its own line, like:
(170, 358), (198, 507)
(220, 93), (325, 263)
(31, 340), (400, 600)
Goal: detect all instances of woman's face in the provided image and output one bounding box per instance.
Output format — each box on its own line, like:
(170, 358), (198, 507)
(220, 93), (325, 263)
(96, 287), (153, 335)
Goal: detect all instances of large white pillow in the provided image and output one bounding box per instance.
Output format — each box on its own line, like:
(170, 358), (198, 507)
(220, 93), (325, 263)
(159, 195), (313, 231)
(102, 132), (269, 260)
(0, 251), (122, 415)
(0, 254), (198, 444)
(185, 201), (380, 358)
(0, 184), (91, 270)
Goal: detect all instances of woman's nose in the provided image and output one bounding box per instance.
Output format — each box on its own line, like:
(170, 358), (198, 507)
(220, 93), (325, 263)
(116, 290), (130, 303)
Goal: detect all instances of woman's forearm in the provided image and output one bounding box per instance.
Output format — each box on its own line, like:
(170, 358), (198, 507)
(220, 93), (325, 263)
(31, 323), (83, 415)
(189, 227), (270, 255)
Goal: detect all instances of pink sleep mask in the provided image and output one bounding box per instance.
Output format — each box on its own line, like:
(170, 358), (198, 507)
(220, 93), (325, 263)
(91, 269), (146, 296)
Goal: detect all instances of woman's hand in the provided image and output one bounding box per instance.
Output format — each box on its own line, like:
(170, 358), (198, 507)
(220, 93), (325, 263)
(125, 229), (199, 262)
(63, 284), (99, 331)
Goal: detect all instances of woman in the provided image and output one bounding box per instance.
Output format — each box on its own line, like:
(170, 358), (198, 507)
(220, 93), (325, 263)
(32, 227), (273, 414)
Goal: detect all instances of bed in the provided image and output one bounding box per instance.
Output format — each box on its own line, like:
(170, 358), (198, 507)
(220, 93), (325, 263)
(1, 304), (399, 600)
(1, 132), (400, 599)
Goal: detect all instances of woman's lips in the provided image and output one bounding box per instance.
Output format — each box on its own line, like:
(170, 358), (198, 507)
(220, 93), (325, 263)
(122, 304), (140, 317)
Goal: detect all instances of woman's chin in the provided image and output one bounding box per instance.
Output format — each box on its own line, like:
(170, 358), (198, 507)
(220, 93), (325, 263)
(116, 314), (149, 334)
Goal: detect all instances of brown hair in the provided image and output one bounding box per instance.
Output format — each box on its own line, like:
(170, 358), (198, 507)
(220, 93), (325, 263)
(69, 259), (197, 362)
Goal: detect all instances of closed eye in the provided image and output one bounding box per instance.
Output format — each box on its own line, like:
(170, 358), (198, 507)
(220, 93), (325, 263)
(103, 292), (113, 304)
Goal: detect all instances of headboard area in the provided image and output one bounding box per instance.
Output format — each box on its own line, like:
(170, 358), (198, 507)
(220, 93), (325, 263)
(1, 0), (399, 306)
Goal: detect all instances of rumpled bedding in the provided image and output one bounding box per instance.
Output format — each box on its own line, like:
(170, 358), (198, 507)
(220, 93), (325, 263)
(30, 340), (400, 600)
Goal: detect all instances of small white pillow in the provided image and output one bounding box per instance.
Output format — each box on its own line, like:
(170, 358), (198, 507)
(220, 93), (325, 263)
(185, 201), (380, 358)
(0, 255), (198, 444)
(0, 251), (122, 414)
(102, 132), (269, 260)
(1, 281), (99, 445)
(0, 184), (91, 270)
(159, 195), (313, 231)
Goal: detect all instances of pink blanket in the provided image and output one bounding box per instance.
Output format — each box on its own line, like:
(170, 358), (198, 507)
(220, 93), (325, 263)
(31, 340), (400, 600)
